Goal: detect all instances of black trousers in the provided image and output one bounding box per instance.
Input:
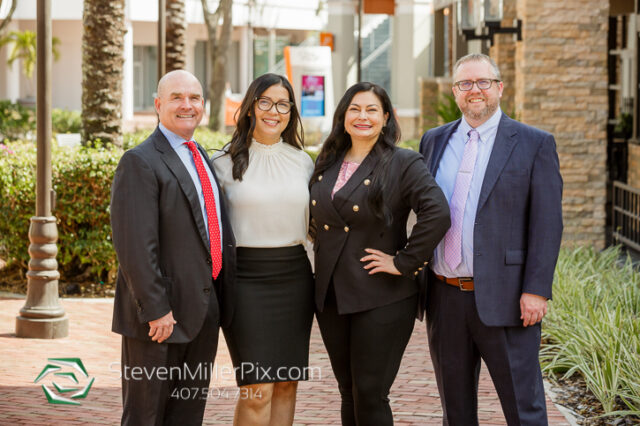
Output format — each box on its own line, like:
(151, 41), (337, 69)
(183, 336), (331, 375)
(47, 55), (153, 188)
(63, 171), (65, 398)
(120, 285), (220, 426)
(316, 285), (417, 426)
(426, 275), (547, 426)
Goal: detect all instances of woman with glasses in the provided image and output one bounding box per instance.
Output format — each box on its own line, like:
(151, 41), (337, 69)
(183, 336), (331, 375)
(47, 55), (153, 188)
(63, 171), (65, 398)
(212, 73), (314, 426)
(309, 82), (450, 425)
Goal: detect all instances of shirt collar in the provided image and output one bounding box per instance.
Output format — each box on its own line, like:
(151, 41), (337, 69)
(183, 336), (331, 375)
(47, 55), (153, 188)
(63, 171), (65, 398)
(159, 123), (196, 150)
(460, 107), (502, 144)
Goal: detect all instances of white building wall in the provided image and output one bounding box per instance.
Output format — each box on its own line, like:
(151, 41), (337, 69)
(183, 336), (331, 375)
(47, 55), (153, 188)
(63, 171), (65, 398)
(0, 0), (335, 112)
(0, 21), (21, 102)
(51, 20), (84, 110)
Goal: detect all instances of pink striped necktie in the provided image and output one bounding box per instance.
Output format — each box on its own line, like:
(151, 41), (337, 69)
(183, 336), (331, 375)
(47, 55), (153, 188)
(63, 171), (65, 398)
(443, 129), (479, 271)
(184, 141), (222, 279)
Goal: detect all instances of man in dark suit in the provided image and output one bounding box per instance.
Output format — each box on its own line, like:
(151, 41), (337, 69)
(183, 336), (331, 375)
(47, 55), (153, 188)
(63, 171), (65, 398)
(110, 70), (235, 426)
(419, 53), (563, 425)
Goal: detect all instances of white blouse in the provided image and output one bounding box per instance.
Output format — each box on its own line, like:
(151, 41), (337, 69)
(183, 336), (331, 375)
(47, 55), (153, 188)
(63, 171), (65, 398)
(212, 139), (314, 248)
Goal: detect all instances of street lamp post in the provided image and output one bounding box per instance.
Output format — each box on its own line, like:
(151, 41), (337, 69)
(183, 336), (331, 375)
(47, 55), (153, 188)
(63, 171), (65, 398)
(158, 0), (166, 80)
(458, 0), (521, 46)
(15, 0), (68, 339)
(356, 0), (362, 82)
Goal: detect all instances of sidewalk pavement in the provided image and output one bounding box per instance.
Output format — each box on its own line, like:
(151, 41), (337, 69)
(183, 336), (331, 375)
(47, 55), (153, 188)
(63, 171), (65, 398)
(0, 296), (570, 425)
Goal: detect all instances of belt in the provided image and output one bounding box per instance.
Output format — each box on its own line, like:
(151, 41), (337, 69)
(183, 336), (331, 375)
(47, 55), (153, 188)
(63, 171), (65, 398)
(433, 273), (474, 291)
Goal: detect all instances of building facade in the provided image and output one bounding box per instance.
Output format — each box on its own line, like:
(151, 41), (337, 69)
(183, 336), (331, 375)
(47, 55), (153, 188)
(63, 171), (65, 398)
(0, 0), (328, 120)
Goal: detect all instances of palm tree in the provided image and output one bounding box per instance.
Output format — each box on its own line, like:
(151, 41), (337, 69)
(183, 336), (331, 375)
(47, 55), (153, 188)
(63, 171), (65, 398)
(0, 30), (60, 96)
(81, 0), (125, 146)
(202, 0), (233, 132)
(166, 0), (187, 71)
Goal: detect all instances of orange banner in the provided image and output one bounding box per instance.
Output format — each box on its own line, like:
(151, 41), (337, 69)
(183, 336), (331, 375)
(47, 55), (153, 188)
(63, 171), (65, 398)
(364, 0), (394, 14)
(225, 97), (241, 126)
(320, 32), (334, 51)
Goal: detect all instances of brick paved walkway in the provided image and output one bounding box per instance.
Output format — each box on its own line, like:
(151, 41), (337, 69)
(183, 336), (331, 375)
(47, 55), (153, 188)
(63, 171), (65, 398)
(0, 297), (569, 425)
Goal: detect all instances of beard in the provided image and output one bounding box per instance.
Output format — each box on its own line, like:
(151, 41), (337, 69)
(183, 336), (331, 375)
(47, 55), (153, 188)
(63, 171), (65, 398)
(459, 95), (500, 122)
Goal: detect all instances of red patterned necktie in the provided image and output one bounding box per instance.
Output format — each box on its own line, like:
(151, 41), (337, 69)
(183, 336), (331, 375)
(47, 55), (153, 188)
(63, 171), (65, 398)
(184, 141), (222, 279)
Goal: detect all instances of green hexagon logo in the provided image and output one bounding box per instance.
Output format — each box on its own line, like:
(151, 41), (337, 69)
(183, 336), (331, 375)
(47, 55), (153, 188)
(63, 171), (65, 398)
(34, 358), (95, 405)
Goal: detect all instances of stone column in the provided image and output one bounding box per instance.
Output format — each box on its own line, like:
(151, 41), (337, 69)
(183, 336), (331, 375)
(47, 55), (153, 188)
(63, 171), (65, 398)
(629, 144), (640, 188)
(392, 0), (431, 139)
(268, 28), (277, 72)
(515, 0), (609, 248)
(239, 25), (253, 94)
(326, 0), (357, 104)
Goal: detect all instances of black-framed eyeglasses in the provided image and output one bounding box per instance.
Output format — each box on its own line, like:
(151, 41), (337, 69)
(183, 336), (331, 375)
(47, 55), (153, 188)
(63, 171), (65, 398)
(255, 97), (294, 114)
(454, 79), (501, 91)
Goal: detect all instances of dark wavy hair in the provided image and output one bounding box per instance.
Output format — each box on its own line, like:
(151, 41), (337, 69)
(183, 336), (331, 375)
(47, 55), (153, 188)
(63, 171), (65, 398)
(227, 73), (304, 180)
(311, 82), (400, 224)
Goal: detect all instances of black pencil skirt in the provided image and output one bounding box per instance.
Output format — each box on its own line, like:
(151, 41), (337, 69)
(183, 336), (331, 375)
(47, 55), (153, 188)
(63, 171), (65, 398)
(223, 245), (315, 386)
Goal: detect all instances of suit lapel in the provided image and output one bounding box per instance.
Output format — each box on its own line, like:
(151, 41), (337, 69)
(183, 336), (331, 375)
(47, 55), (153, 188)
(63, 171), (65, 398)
(316, 153), (348, 224)
(477, 114), (519, 212)
(431, 120), (461, 175)
(332, 149), (379, 211)
(153, 129), (211, 252)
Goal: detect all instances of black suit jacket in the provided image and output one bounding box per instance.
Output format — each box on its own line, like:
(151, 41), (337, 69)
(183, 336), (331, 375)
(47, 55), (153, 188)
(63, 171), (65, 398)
(310, 148), (450, 314)
(419, 113), (563, 326)
(110, 128), (236, 343)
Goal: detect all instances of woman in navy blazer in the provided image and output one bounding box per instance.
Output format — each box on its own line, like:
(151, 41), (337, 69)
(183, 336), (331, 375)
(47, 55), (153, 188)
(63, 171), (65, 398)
(309, 82), (450, 425)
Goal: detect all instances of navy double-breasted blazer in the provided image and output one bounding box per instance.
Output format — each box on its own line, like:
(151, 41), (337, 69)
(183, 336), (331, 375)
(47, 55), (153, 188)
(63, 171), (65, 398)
(310, 147), (450, 315)
(419, 113), (563, 327)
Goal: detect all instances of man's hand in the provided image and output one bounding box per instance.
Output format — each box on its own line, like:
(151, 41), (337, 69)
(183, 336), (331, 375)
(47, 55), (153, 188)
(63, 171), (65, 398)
(148, 311), (177, 343)
(520, 293), (547, 327)
(361, 248), (401, 275)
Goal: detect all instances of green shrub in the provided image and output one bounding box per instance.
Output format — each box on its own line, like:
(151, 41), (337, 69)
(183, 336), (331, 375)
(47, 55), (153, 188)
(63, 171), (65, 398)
(122, 129), (149, 150)
(52, 108), (82, 134)
(0, 101), (82, 140)
(436, 93), (462, 124)
(0, 128), (231, 288)
(0, 141), (121, 287)
(0, 100), (35, 141)
(399, 139), (420, 152)
(541, 246), (640, 418)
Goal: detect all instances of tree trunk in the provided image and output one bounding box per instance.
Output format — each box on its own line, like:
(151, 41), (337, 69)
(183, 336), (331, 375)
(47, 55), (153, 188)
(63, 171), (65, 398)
(201, 0), (233, 132)
(0, 0), (18, 37)
(81, 0), (125, 146)
(166, 0), (186, 72)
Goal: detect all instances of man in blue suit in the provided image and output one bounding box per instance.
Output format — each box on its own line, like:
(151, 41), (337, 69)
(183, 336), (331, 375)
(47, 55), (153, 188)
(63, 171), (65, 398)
(419, 53), (563, 425)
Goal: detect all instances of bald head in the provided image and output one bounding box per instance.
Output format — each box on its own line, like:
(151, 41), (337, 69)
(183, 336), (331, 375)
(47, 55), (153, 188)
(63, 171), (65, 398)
(157, 70), (203, 99)
(154, 70), (205, 140)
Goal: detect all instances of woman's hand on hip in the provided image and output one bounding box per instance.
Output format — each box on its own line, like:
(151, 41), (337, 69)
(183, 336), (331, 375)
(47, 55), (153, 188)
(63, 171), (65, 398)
(361, 248), (401, 275)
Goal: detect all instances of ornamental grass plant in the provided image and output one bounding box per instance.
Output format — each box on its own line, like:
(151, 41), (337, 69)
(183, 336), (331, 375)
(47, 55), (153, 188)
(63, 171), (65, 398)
(541, 246), (640, 418)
